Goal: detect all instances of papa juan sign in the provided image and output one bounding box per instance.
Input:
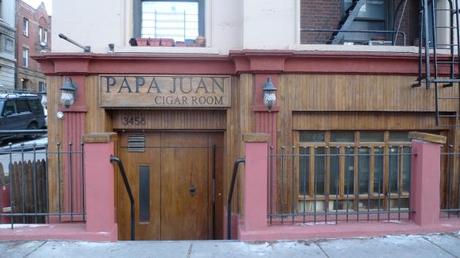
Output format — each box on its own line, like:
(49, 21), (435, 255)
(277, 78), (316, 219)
(99, 75), (231, 108)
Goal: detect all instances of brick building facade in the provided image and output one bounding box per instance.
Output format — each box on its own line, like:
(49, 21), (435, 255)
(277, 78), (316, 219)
(300, 0), (419, 46)
(16, 1), (51, 93)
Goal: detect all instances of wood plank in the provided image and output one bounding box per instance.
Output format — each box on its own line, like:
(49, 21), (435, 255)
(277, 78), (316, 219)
(117, 132), (224, 240)
(242, 133), (270, 143)
(99, 75), (231, 108)
(46, 76), (64, 215)
(83, 132), (117, 143)
(287, 74), (459, 112)
(86, 76), (112, 133)
(160, 133), (210, 240)
(112, 110), (226, 130)
(293, 112), (448, 130)
(117, 133), (161, 240)
(409, 131), (447, 144)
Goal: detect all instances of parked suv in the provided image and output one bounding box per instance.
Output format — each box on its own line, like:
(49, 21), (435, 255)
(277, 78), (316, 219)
(0, 93), (46, 133)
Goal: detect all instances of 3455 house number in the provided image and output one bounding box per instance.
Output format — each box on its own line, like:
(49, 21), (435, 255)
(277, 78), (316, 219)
(121, 114), (146, 126)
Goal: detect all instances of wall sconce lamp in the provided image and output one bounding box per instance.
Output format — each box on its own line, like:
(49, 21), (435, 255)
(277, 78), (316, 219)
(263, 77), (277, 111)
(60, 77), (78, 108)
(38, 90), (47, 107)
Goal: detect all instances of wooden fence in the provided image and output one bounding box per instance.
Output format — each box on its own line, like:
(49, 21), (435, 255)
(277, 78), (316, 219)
(6, 160), (48, 223)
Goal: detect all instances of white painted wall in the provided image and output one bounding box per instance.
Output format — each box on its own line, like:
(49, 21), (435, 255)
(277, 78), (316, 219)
(209, 0), (243, 54)
(52, 0), (245, 54)
(52, 0), (125, 53)
(242, 0), (297, 49)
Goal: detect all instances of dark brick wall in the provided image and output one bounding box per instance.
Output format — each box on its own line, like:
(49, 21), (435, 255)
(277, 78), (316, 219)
(300, 0), (342, 44)
(300, 0), (420, 46)
(393, 0), (420, 46)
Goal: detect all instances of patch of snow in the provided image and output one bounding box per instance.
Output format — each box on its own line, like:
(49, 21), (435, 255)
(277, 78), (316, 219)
(8, 136), (48, 148)
(298, 221), (337, 226)
(382, 220), (404, 224)
(0, 224), (48, 229)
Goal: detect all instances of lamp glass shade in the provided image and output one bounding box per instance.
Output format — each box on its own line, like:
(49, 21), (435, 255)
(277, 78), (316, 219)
(263, 91), (276, 110)
(263, 77), (277, 110)
(60, 90), (75, 108)
(60, 77), (77, 108)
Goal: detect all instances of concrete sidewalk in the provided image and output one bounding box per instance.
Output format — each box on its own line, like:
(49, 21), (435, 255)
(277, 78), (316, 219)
(1, 233), (460, 258)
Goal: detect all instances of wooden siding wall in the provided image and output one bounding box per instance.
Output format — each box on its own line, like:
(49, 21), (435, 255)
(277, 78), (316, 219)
(112, 110), (226, 130)
(278, 74), (460, 212)
(278, 74), (460, 148)
(85, 76), (112, 133)
(292, 112), (445, 130)
(46, 73), (460, 225)
(47, 76), (64, 214)
(225, 74), (254, 215)
(286, 75), (458, 112)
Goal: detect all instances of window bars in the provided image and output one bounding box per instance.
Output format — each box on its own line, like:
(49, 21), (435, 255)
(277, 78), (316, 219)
(268, 145), (412, 225)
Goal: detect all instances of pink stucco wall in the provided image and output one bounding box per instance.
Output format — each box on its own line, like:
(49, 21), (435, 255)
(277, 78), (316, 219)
(242, 141), (269, 232)
(410, 140), (441, 226)
(84, 141), (117, 239)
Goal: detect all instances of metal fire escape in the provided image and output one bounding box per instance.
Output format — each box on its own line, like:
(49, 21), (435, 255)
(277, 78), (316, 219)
(330, 0), (367, 44)
(415, 0), (460, 126)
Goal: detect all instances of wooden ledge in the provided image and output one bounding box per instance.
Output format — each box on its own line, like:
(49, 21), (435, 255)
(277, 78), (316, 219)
(409, 132), (447, 144)
(243, 133), (270, 143)
(83, 132), (117, 143)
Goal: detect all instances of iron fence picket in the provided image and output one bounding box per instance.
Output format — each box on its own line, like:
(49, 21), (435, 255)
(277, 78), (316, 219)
(268, 146), (412, 225)
(0, 142), (85, 225)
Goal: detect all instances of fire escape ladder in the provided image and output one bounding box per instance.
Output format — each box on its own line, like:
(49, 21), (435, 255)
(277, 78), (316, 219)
(416, 0), (460, 126)
(330, 0), (366, 44)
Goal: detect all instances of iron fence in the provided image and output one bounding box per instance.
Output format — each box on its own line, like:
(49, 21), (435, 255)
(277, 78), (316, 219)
(0, 140), (85, 228)
(268, 146), (413, 225)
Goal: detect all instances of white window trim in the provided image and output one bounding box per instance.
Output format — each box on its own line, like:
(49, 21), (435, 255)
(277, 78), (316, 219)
(22, 48), (29, 68)
(23, 18), (29, 37)
(39, 27), (48, 46)
(123, 0), (213, 52)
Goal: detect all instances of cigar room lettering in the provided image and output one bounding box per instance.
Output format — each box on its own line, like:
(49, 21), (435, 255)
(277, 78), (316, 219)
(99, 76), (231, 108)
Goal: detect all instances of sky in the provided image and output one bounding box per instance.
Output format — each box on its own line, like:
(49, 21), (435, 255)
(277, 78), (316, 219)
(23, 0), (52, 14)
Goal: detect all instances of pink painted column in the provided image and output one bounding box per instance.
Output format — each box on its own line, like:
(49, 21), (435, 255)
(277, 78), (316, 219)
(242, 134), (269, 232)
(83, 133), (117, 240)
(410, 133), (446, 226)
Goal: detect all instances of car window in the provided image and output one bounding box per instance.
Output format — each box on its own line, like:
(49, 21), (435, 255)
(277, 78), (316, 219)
(16, 100), (30, 113)
(27, 99), (41, 112)
(3, 100), (16, 115)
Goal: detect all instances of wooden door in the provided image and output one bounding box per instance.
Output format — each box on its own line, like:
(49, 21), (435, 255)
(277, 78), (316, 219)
(118, 133), (161, 240)
(117, 132), (223, 240)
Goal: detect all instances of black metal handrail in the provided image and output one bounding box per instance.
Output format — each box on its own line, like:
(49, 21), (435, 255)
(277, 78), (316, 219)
(301, 28), (407, 46)
(227, 158), (245, 240)
(110, 155), (135, 240)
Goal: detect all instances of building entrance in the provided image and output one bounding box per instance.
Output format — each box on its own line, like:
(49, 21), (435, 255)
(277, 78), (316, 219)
(117, 132), (223, 240)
